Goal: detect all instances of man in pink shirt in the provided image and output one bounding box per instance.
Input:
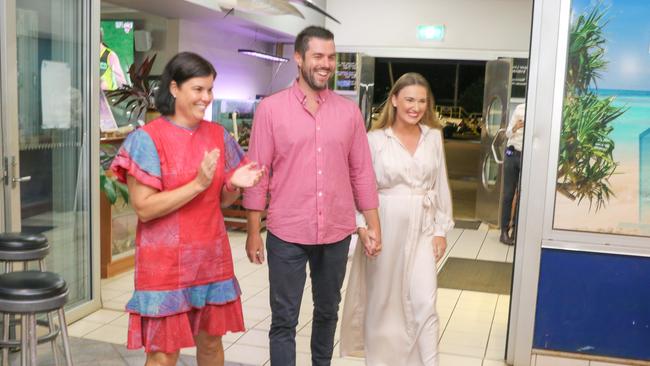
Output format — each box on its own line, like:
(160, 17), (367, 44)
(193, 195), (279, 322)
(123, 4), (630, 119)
(243, 26), (381, 366)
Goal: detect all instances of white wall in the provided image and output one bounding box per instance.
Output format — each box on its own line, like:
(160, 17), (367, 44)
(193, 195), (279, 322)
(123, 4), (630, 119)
(325, 0), (533, 60)
(178, 19), (277, 100)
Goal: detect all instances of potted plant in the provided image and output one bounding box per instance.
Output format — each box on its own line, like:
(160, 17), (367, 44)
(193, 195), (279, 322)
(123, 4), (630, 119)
(106, 54), (159, 123)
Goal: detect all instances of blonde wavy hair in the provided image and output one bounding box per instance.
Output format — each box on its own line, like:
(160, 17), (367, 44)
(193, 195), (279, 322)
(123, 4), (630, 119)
(372, 72), (441, 130)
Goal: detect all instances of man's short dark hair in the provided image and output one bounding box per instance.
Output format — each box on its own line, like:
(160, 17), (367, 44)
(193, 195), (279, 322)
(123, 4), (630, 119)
(155, 52), (217, 115)
(294, 26), (334, 57)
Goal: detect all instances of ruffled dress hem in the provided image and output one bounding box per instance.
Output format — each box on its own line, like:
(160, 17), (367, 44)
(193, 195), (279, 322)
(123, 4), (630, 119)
(126, 278), (245, 353)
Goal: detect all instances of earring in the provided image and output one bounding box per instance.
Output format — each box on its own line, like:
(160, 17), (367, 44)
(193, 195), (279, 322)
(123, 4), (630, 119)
(172, 94), (176, 99)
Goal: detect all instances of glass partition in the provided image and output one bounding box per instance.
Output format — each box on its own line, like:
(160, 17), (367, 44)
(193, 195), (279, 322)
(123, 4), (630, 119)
(16, 0), (91, 306)
(552, 0), (650, 238)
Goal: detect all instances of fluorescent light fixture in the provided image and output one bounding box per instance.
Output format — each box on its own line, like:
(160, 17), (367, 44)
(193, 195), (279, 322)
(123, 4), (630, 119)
(238, 49), (288, 63)
(417, 25), (445, 41)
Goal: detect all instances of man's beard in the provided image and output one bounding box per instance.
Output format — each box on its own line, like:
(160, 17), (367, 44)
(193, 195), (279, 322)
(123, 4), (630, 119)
(301, 65), (330, 91)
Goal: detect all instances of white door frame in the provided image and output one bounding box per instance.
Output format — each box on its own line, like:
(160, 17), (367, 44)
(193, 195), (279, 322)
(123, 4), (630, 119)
(506, 0), (564, 364)
(0, 0), (21, 232)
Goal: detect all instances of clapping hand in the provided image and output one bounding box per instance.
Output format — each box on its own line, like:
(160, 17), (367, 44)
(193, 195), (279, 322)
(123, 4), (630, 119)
(229, 162), (265, 189)
(195, 149), (220, 189)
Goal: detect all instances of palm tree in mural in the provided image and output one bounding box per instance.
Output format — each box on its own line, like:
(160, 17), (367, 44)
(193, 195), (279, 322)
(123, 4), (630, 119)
(556, 4), (626, 211)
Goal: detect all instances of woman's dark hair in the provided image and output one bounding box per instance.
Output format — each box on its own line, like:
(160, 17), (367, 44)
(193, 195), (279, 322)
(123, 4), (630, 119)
(155, 52), (217, 115)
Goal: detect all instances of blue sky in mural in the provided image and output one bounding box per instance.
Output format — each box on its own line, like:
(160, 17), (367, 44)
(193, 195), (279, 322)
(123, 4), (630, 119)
(572, 0), (650, 91)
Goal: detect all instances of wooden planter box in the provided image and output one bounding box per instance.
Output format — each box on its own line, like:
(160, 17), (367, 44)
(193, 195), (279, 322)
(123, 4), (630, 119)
(222, 198), (266, 231)
(100, 191), (136, 278)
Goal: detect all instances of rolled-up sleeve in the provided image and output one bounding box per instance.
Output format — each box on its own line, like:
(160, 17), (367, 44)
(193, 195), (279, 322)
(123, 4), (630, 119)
(243, 101), (274, 211)
(348, 109), (379, 211)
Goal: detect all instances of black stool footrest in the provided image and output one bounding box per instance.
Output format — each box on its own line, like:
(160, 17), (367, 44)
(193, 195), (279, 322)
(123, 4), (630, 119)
(0, 318), (60, 347)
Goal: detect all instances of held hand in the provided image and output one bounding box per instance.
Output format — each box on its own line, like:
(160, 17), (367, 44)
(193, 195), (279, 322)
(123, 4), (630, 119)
(357, 228), (372, 257)
(367, 228), (382, 256)
(229, 162), (265, 189)
(358, 227), (381, 257)
(246, 232), (265, 264)
(433, 236), (447, 262)
(195, 149), (221, 190)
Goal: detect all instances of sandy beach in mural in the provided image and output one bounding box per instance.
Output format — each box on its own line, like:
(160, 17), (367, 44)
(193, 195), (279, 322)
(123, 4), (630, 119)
(554, 161), (643, 235)
(553, 90), (650, 236)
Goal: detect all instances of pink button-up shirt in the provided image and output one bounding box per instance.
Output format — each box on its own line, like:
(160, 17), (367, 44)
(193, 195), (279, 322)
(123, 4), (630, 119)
(243, 81), (378, 245)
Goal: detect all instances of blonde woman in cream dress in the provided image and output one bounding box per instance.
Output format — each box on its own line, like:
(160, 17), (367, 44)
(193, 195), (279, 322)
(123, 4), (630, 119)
(340, 72), (454, 366)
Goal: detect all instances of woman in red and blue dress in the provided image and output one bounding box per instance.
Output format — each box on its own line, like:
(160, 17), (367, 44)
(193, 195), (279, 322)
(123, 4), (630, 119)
(111, 52), (264, 366)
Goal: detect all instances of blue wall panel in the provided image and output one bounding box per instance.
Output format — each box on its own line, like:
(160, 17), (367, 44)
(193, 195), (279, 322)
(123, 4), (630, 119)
(534, 248), (650, 360)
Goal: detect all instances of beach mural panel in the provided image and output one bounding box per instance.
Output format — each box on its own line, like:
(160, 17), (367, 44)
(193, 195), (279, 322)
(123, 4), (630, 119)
(553, 0), (650, 236)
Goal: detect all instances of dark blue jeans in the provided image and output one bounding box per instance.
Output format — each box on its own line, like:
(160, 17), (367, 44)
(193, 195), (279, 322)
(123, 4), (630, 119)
(266, 231), (351, 366)
(501, 147), (522, 232)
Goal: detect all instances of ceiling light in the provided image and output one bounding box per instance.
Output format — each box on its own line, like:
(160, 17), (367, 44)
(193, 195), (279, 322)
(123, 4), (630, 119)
(238, 49), (288, 63)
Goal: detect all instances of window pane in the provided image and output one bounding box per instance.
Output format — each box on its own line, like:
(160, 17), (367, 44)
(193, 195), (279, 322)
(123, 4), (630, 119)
(553, 0), (650, 237)
(17, 0), (91, 306)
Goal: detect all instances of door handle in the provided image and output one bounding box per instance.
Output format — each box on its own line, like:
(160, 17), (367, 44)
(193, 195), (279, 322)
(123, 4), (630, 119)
(12, 176), (31, 183)
(8, 156), (30, 188)
(490, 128), (506, 164)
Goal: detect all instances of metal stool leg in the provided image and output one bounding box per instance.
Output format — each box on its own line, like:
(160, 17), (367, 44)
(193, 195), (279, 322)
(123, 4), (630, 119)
(47, 312), (61, 366)
(57, 309), (73, 366)
(20, 315), (28, 366)
(28, 315), (37, 366)
(2, 313), (9, 366)
(38, 260), (61, 366)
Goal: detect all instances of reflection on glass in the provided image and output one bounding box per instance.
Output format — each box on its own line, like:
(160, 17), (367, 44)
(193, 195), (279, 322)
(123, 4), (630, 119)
(640, 129), (650, 224)
(482, 154), (499, 190)
(17, 0), (90, 306)
(553, 0), (650, 237)
(487, 96), (503, 136)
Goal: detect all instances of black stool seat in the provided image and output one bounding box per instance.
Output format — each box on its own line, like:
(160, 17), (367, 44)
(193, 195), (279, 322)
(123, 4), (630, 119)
(0, 271), (67, 313)
(0, 233), (48, 252)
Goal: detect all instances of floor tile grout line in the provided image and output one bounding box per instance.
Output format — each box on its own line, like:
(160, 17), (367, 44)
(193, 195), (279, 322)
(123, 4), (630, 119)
(438, 288), (463, 341)
(473, 229), (491, 261)
(482, 294), (502, 361)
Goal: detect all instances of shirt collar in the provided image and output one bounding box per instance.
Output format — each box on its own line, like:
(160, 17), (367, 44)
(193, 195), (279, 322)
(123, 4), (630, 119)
(384, 124), (431, 138)
(291, 79), (330, 105)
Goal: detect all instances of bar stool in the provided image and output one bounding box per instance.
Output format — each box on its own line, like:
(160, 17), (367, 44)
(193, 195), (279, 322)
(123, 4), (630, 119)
(0, 271), (72, 366)
(0, 233), (49, 273)
(0, 233), (57, 366)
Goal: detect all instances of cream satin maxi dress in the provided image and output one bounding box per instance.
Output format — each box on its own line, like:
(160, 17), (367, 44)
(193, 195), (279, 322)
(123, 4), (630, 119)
(341, 125), (454, 366)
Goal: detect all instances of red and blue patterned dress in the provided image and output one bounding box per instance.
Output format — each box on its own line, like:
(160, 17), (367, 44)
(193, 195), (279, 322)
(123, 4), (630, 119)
(111, 116), (246, 353)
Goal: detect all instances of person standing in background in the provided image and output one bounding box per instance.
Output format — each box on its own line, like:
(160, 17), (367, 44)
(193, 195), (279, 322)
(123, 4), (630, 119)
(100, 28), (127, 91)
(243, 26), (381, 366)
(500, 103), (525, 245)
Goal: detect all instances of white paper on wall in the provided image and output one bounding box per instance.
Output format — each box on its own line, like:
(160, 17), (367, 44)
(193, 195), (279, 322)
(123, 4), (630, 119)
(41, 60), (71, 129)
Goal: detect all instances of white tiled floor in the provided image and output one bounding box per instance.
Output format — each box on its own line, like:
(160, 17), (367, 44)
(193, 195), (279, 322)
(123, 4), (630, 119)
(76, 227), (516, 365)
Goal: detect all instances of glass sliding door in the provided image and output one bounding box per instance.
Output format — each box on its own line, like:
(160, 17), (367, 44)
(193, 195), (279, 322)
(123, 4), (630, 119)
(1, 0), (97, 310)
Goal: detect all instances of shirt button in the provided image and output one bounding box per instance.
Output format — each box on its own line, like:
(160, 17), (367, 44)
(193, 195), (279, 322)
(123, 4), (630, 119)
(318, 170), (322, 175)
(317, 126), (321, 131)
(317, 147), (322, 153)
(318, 192), (323, 197)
